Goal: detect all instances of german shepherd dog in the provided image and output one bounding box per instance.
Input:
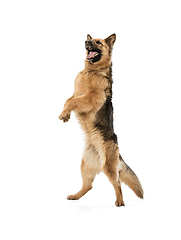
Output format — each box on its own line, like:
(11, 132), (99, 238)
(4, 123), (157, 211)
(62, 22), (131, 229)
(59, 34), (143, 206)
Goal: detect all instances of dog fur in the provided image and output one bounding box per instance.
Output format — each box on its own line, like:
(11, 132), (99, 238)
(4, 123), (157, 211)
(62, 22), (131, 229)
(59, 34), (143, 206)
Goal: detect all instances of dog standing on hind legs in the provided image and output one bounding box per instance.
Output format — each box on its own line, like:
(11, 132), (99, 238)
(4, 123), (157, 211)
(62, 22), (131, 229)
(59, 34), (144, 206)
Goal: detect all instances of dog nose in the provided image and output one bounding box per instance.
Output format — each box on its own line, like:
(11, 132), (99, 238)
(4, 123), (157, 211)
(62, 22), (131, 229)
(85, 41), (91, 44)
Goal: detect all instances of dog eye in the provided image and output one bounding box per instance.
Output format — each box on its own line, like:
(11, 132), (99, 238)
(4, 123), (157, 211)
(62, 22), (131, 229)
(96, 41), (101, 45)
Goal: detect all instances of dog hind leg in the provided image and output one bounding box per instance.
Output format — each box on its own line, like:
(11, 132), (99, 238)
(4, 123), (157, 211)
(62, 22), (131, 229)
(103, 163), (125, 207)
(67, 158), (96, 200)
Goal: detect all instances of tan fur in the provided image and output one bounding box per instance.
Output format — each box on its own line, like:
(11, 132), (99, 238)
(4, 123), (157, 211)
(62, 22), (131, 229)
(59, 34), (143, 206)
(119, 157), (144, 199)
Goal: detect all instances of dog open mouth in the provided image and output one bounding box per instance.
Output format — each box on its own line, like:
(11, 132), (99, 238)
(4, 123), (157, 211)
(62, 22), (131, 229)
(87, 50), (99, 59)
(86, 49), (101, 62)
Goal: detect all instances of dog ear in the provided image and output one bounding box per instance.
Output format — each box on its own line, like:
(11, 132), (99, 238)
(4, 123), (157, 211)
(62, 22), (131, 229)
(87, 34), (93, 41)
(105, 34), (116, 46)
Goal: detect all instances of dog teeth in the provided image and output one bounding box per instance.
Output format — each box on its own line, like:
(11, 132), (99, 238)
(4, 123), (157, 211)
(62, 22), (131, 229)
(95, 53), (99, 56)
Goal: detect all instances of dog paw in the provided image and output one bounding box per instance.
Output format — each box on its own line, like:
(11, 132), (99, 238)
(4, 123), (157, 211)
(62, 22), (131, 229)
(115, 199), (125, 207)
(62, 114), (70, 122)
(67, 194), (79, 200)
(59, 111), (70, 122)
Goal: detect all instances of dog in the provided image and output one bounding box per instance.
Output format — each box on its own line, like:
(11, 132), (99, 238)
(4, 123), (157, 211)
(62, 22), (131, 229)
(59, 34), (143, 206)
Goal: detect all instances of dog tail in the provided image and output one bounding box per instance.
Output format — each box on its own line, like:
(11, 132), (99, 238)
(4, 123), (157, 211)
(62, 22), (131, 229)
(119, 154), (144, 199)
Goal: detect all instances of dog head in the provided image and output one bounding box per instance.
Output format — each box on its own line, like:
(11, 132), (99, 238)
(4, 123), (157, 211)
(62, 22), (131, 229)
(85, 34), (116, 67)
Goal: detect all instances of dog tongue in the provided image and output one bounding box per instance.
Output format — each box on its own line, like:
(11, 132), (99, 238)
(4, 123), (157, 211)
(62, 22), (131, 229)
(87, 51), (97, 59)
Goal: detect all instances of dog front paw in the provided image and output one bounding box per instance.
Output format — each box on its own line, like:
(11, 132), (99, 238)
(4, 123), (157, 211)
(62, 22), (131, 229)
(59, 110), (71, 122)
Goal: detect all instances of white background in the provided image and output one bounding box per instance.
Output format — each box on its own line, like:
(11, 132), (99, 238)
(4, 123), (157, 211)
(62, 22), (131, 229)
(0, 0), (181, 239)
